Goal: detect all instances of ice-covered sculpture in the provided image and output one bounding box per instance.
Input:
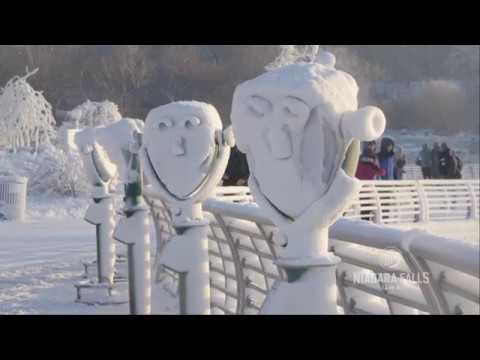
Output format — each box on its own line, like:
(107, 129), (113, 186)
(141, 101), (234, 314)
(231, 51), (386, 314)
(67, 119), (143, 288)
(113, 131), (152, 314)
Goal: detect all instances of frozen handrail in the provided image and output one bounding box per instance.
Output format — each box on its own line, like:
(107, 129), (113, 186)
(147, 186), (479, 315)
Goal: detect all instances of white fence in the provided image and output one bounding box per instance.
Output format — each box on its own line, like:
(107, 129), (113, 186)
(145, 179), (480, 315)
(403, 164), (479, 180)
(214, 180), (480, 225)
(344, 180), (479, 224)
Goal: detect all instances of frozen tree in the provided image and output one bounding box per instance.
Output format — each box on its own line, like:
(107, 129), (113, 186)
(66, 99), (122, 128)
(0, 68), (56, 153)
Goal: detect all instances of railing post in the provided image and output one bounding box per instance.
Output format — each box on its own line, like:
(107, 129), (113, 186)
(416, 180), (429, 222)
(467, 181), (478, 219)
(373, 183), (383, 225)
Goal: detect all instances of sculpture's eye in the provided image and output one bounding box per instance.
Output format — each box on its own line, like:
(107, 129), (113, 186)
(157, 118), (173, 130)
(282, 97), (310, 120)
(184, 116), (201, 129)
(246, 95), (272, 117)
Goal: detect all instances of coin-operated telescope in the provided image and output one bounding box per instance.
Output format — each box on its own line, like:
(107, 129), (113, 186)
(141, 101), (234, 314)
(67, 119), (143, 287)
(113, 131), (152, 314)
(231, 51), (386, 314)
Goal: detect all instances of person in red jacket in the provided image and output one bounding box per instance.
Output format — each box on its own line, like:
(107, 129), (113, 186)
(356, 141), (385, 221)
(356, 141), (385, 180)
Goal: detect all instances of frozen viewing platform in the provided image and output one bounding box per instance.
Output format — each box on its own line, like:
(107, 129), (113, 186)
(0, 47), (478, 315)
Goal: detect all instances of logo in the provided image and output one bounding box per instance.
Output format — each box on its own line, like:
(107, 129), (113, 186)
(352, 247), (430, 292)
(378, 247), (403, 270)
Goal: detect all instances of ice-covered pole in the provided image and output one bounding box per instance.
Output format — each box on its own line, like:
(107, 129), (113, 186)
(231, 51), (386, 314)
(141, 101), (233, 315)
(113, 131), (152, 315)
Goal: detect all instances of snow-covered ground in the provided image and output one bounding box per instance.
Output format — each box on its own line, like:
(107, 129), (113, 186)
(0, 195), (178, 315)
(1, 192), (477, 314)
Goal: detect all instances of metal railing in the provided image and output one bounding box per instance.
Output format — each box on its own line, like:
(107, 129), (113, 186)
(145, 182), (480, 315)
(344, 179), (479, 224)
(213, 180), (480, 225)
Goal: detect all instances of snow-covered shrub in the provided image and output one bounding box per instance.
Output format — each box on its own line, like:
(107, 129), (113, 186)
(0, 145), (90, 197)
(66, 100), (122, 128)
(0, 69), (56, 153)
(28, 144), (90, 197)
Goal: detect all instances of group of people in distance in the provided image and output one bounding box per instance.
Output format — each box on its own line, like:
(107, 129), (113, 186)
(416, 142), (463, 179)
(355, 138), (406, 181)
(222, 139), (464, 186)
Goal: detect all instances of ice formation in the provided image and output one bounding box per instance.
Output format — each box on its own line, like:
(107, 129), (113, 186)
(67, 100), (122, 128)
(232, 52), (386, 221)
(265, 45), (321, 71)
(142, 101), (233, 314)
(0, 69), (56, 153)
(231, 51), (386, 314)
(68, 118), (144, 186)
(142, 101), (225, 201)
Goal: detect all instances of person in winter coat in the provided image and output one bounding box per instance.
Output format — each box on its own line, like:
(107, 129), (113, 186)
(378, 137), (396, 180)
(445, 149), (461, 179)
(439, 143), (451, 179)
(395, 146), (406, 180)
(417, 144), (433, 179)
(452, 150), (463, 179)
(431, 142), (441, 179)
(222, 146), (250, 186)
(356, 141), (384, 221)
(356, 141), (385, 180)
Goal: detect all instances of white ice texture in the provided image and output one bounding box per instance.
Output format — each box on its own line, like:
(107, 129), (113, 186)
(66, 100), (122, 128)
(0, 69), (56, 152)
(143, 101), (222, 199)
(231, 52), (385, 219)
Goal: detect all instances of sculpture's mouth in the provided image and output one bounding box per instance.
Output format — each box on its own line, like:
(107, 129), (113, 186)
(251, 174), (295, 222)
(144, 143), (219, 201)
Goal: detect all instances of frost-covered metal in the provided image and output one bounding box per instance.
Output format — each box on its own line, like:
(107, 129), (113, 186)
(147, 185), (479, 315)
(141, 101), (234, 314)
(230, 51), (386, 313)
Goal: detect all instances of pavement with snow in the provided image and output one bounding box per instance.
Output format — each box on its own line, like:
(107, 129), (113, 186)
(0, 196), (178, 315)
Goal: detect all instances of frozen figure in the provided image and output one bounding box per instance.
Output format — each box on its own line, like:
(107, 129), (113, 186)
(141, 101), (234, 314)
(67, 118), (143, 305)
(231, 51), (386, 314)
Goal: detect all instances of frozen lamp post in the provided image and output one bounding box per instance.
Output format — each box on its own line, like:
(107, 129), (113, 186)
(141, 101), (234, 315)
(231, 51), (386, 314)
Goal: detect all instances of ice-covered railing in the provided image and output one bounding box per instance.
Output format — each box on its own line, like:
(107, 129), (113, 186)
(345, 179), (479, 224)
(403, 164), (479, 180)
(206, 179), (480, 224)
(145, 186), (479, 315)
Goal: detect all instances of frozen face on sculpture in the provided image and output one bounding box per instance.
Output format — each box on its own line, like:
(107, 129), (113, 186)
(231, 52), (385, 219)
(143, 101), (223, 199)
